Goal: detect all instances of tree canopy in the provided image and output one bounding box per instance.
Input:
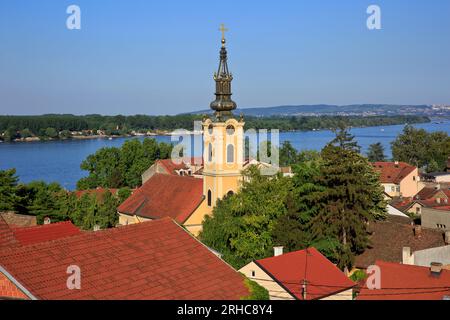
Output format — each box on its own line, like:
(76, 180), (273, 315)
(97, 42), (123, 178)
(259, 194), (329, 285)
(77, 138), (172, 189)
(392, 125), (450, 172)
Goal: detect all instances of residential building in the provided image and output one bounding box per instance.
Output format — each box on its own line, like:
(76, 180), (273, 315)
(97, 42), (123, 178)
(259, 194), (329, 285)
(421, 172), (450, 183)
(357, 261), (450, 300)
(117, 173), (209, 235)
(239, 247), (355, 300)
(402, 244), (450, 269)
(372, 162), (422, 197)
(422, 207), (450, 231)
(0, 218), (250, 300)
(355, 215), (445, 269)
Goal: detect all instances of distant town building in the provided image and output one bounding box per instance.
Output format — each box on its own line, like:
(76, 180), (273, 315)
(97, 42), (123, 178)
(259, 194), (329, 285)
(422, 207), (450, 231)
(372, 162), (422, 198)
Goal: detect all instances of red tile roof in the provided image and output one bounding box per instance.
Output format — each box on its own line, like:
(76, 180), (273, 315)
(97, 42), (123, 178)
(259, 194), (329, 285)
(372, 162), (417, 184)
(117, 173), (204, 223)
(0, 272), (28, 300)
(357, 261), (450, 300)
(0, 218), (249, 300)
(157, 158), (203, 175)
(0, 215), (18, 250)
(12, 221), (81, 246)
(355, 216), (445, 269)
(255, 248), (355, 300)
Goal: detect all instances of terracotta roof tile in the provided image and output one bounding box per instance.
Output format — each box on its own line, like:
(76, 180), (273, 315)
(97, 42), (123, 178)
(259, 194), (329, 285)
(12, 221), (81, 246)
(0, 218), (249, 300)
(355, 217), (445, 269)
(0, 215), (18, 250)
(357, 261), (450, 300)
(255, 248), (355, 300)
(117, 173), (204, 223)
(0, 272), (28, 300)
(372, 162), (417, 184)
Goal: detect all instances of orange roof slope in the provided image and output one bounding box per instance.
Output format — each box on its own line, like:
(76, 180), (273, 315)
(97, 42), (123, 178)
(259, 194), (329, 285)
(372, 162), (416, 184)
(358, 261), (450, 300)
(12, 221), (81, 246)
(0, 272), (28, 300)
(0, 218), (249, 300)
(255, 248), (355, 300)
(0, 215), (18, 250)
(118, 173), (204, 223)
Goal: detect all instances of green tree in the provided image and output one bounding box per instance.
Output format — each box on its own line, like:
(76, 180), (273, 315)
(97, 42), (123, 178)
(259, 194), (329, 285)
(279, 141), (298, 166)
(392, 125), (450, 172)
(200, 166), (292, 269)
(308, 128), (387, 271)
(367, 142), (386, 162)
(44, 127), (58, 139)
(0, 169), (22, 211)
(77, 138), (173, 189)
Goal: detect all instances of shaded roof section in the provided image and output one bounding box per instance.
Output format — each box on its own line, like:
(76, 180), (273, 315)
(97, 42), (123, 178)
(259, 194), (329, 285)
(118, 173), (204, 223)
(12, 221), (81, 246)
(0, 212), (36, 228)
(255, 248), (355, 300)
(157, 158), (203, 175)
(357, 261), (450, 300)
(355, 216), (445, 269)
(0, 218), (249, 300)
(0, 215), (18, 250)
(372, 162), (417, 184)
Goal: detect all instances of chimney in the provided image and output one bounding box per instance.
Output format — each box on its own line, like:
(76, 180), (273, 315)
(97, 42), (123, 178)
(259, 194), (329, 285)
(273, 246), (284, 257)
(402, 247), (413, 265)
(414, 225), (422, 238)
(43, 217), (51, 225)
(430, 262), (443, 276)
(445, 231), (450, 245)
(395, 161), (399, 167)
(93, 224), (101, 232)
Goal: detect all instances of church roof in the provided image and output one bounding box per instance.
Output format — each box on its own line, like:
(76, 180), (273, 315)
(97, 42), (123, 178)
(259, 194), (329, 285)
(0, 218), (249, 300)
(118, 173), (204, 223)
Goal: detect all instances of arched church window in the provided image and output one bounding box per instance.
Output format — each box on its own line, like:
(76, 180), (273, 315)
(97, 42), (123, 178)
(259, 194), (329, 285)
(226, 125), (235, 135)
(227, 144), (234, 163)
(208, 143), (213, 163)
(207, 190), (212, 207)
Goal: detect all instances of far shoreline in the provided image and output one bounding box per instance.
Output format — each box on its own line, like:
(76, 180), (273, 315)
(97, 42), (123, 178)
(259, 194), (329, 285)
(0, 118), (443, 144)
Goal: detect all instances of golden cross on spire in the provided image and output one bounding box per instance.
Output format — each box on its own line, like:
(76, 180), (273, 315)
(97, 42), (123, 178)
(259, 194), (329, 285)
(219, 23), (228, 44)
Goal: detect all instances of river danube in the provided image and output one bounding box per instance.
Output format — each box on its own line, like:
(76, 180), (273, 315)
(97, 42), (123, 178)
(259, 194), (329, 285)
(1, 121), (449, 190)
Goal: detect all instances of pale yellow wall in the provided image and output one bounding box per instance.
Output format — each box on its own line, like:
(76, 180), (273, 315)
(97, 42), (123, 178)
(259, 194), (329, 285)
(184, 199), (212, 236)
(406, 202), (423, 216)
(202, 118), (244, 207)
(383, 183), (400, 197)
(320, 289), (353, 300)
(239, 262), (294, 301)
(118, 213), (151, 226)
(399, 168), (422, 197)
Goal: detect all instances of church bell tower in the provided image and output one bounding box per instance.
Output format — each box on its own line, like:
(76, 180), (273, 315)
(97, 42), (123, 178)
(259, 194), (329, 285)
(202, 24), (245, 208)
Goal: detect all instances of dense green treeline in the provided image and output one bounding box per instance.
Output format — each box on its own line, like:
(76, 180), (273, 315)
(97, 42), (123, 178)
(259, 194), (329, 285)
(0, 114), (430, 141)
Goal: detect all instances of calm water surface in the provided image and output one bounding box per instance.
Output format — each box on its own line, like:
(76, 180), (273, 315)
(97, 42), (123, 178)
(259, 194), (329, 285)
(1, 121), (449, 190)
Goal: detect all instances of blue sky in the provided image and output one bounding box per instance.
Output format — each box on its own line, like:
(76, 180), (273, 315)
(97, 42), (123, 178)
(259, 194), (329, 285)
(0, 0), (449, 115)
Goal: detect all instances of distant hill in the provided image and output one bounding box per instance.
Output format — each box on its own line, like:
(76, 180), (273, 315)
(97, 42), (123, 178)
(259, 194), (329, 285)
(187, 104), (450, 117)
